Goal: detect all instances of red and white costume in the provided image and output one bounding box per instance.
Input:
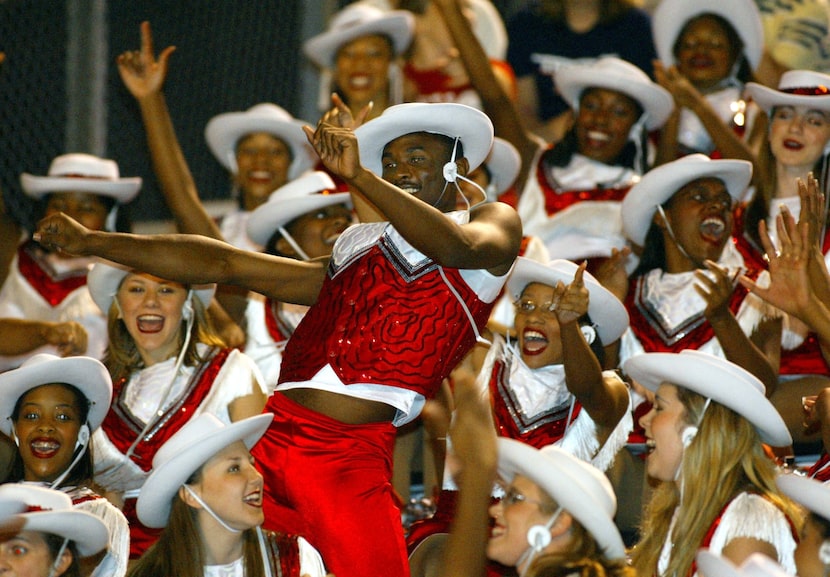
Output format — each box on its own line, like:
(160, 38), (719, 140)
(206, 530), (324, 577)
(243, 297), (308, 393)
(403, 59), (516, 110)
(517, 150), (637, 257)
(0, 241), (107, 371)
(66, 486), (130, 577)
(482, 336), (631, 466)
(657, 492), (797, 577)
(407, 335), (632, 563)
(93, 345), (265, 558)
(253, 213), (509, 577)
(620, 267), (779, 362)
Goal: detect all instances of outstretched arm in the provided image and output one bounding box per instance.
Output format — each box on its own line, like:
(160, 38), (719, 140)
(303, 118), (522, 276)
(34, 213), (325, 305)
(558, 262), (629, 430)
(117, 21), (222, 239)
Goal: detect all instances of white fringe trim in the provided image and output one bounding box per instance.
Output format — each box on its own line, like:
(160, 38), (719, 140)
(707, 492), (798, 575)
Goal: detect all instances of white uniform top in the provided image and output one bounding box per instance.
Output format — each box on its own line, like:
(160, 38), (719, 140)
(657, 492), (797, 577)
(94, 345), (265, 495)
(0, 247), (107, 371)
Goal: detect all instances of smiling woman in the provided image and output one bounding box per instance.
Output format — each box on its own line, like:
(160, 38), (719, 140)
(303, 4), (415, 122)
(84, 262), (267, 560)
(426, 0), (674, 263)
(624, 351), (799, 577)
(129, 412), (326, 577)
(0, 354), (128, 577)
(731, 72), (830, 444)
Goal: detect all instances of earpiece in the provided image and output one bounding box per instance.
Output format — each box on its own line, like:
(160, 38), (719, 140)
(182, 292), (194, 322)
(681, 426), (698, 448)
(75, 424), (90, 451)
(443, 161), (458, 183)
(819, 540), (830, 565)
(580, 324), (597, 345)
(9, 425), (19, 447)
(527, 524), (552, 550)
(525, 507), (563, 551)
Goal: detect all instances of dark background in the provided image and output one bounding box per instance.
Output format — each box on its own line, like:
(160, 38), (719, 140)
(0, 0), (522, 231)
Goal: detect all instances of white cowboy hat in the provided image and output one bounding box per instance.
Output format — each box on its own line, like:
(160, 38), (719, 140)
(777, 472), (830, 523)
(0, 353), (112, 436)
(497, 438), (626, 560)
(652, 0), (764, 71)
(137, 412), (273, 528)
(484, 137), (521, 196)
(0, 487), (27, 521)
(621, 154), (752, 246)
(354, 102), (494, 176)
(303, 4), (414, 69)
(555, 56), (674, 131)
(87, 262), (215, 317)
(20, 153), (141, 203)
(622, 350), (792, 447)
(696, 551), (791, 577)
(204, 103), (315, 180)
(246, 171), (352, 246)
(0, 484), (108, 557)
(506, 257), (629, 345)
(747, 70), (830, 116)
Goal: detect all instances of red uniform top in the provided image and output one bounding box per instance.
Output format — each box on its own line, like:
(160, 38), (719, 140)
(279, 221), (501, 398)
(625, 270), (760, 353)
(16, 241), (89, 305)
(530, 151), (632, 217)
(102, 347), (232, 472)
(489, 358), (582, 448)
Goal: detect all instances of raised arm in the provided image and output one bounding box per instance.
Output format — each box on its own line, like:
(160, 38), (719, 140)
(557, 263), (630, 430)
(739, 186), (830, 364)
(34, 213), (325, 305)
(117, 21), (222, 239)
(653, 61), (757, 166)
(698, 260), (781, 396)
(303, 118), (522, 277)
(441, 369), (498, 577)
(431, 0), (540, 193)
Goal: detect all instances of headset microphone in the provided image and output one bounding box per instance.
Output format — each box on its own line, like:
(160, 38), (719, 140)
(443, 161), (458, 183)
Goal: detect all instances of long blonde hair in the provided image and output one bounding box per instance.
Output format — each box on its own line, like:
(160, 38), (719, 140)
(104, 293), (224, 383)
(631, 388), (802, 577)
